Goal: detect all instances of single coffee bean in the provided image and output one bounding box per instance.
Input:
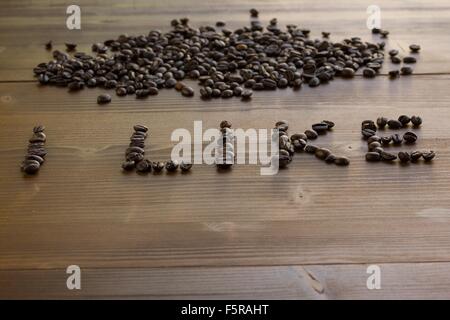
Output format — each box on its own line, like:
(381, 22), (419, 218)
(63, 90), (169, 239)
(97, 93), (111, 104)
(133, 124), (148, 133)
(65, 43), (77, 51)
(401, 67), (413, 75)
(410, 151), (423, 162)
(136, 159), (151, 173)
(220, 120), (232, 129)
(126, 152), (144, 162)
(325, 154), (336, 163)
(25, 154), (45, 164)
(341, 68), (355, 78)
(290, 133), (308, 141)
(381, 136), (392, 145)
(372, 147), (384, 154)
(122, 160), (135, 171)
(376, 117), (388, 129)
(126, 146), (145, 156)
(29, 133), (46, 143)
(334, 156), (350, 166)
(391, 56), (401, 64)
(388, 70), (400, 78)
(398, 115), (411, 126)
(367, 135), (381, 144)
(403, 56), (417, 64)
(381, 151), (397, 161)
(241, 89), (253, 99)
(322, 120), (335, 130)
(363, 68), (376, 78)
(45, 40), (52, 50)
(389, 49), (399, 56)
(315, 148), (332, 160)
(277, 154), (291, 168)
(292, 139), (307, 151)
(304, 144), (318, 154)
(23, 161), (40, 174)
(250, 8), (259, 17)
(387, 119), (402, 129)
(165, 159), (179, 172)
(411, 115), (422, 127)
(409, 44), (421, 53)
(366, 152), (381, 162)
(180, 161), (193, 172)
(403, 131), (417, 144)
(368, 141), (382, 151)
(308, 77), (321, 87)
(175, 82), (185, 91)
(116, 87), (127, 96)
(398, 152), (411, 163)
(304, 129), (318, 139)
(362, 120), (377, 131)
(362, 128), (376, 139)
(152, 161), (165, 172)
(181, 86), (194, 97)
(392, 133), (403, 145)
(422, 151), (435, 161)
(148, 87), (159, 95)
(311, 123), (329, 133)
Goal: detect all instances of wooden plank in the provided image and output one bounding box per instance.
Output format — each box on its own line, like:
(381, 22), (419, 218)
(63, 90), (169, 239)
(0, 0), (450, 80)
(1, 77), (450, 270)
(1, 262), (450, 299)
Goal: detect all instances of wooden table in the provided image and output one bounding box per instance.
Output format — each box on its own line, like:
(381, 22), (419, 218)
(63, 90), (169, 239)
(1, 0), (450, 299)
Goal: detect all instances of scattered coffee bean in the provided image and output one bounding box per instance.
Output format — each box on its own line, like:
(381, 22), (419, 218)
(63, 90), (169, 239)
(401, 67), (413, 75)
(304, 129), (318, 139)
(322, 120), (335, 130)
(362, 128), (376, 139)
(334, 156), (350, 166)
(422, 151), (435, 161)
(387, 119), (402, 129)
(97, 93), (111, 104)
(391, 56), (401, 64)
(368, 135), (381, 144)
(381, 151), (397, 161)
(388, 70), (400, 78)
(381, 136), (392, 145)
(311, 123), (328, 133)
(411, 115), (422, 127)
(22, 126), (47, 175)
(373, 146), (384, 154)
(250, 8), (259, 17)
(389, 49), (399, 57)
(152, 161), (165, 172)
(292, 139), (307, 151)
(290, 133), (308, 141)
(398, 152), (411, 163)
(410, 151), (423, 162)
(122, 160), (136, 171)
(181, 86), (194, 97)
(45, 41), (52, 50)
(398, 115), (411, 126)
(65, 43), (77, 51)
(136, 159), (152, 173)
(133, 124), (148, 133)
(362, 120), (377, 131)
(341, 68), (355, 78)
(403, 131), (417, 144)
(363, 68), (376, 78)
(376, 117), (388, 129)
(366, 152), (381, 162)
(315, 148), (331, 160)
(325, 154), (336, 163)
(180, 161), (193, 172)
(409, 44), (421, 53)
(304, 144), (318, 154)
(392, 133), (403, 145)
(165, 160), (179, 172)
(403, 56), (417, 64)
(368, 141), (382, 151)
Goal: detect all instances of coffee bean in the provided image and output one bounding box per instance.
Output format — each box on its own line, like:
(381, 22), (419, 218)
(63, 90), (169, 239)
(292, 139), (307, 151)
(363, 68), (376, 78)
(134, 124), (148, 133)
(148, 87), (159, 95)
(116, 87), (127, 96)
(403, 56), (417, 64)
(325, 154), (336, 163)
(367, 135), (381, 144)
(126, 146), (145, 155)
(152, 161), (165, 172)
(381, 151), (397, 161)
(22, 161), (40, 174)
(398, 115), (411, 126)
(366, 152), (381, 162)
(389, 49), (399, 57)
(422, 151), (435, 161)
(290, 133), (308, 141)
(368, 141), (382, 151)
(276, 154), (291, 168)
(389, 70), (400, 78)
(391, 56), (401, 64)
(398, 152), (411, 163)
(372, 146), (384, 154)
(25, 154), (45, 164)
(136, 159), (151, 173)
(410, 151), (423, 162)
(341, 68), (355, 78)
(29, 133), (46, 143)
(275, 120), (289, 132)
(216, 21), (225, 27)
(122, 160), (136, 171)
(315, 148), (331, 160)
(322, 32), (330, 38)
(401, 67), (413, 75)
(220, 120), (232, 129)
(241, 89), (253, 99)
(97, 93), (111, 104)
(126, 152), (144, 162)
(411, 115), (422, 127)
(304, 144), (318, 154)
(221, 89), (234, 98)
(65, 43), (77, 51)
(381, 136), (392, 145)
(380, 30), (389, 38)
(175, 82), (185, 91)
(311, 123), (328, 133)
(334, 156), (350, 166)
(387, 119), (402, 129)
(322, 120), (335, 130)
(181, 86), (194, 97)
(308, 77), (321, 87)
(362, 128), (376, 139)
(362, 120), (377, 131)
(403, 131), (417, 144)
(250, 8), (259, 17)
(165, 159), (179, 172)
(304, 129), (318, 140)
(33, 125), (45, 133)
(45, 40), (52, 50)
(180, 161), (193, 172)
(392, 133), (403, 145)
(409, 44), (421, 53)
(376, 117), (388, 129)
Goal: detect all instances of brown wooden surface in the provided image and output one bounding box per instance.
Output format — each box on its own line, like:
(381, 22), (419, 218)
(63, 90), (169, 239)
(1, 0), (450, 299)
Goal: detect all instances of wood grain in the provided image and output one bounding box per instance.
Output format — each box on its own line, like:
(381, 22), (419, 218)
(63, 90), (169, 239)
(1, 0), (450, 299)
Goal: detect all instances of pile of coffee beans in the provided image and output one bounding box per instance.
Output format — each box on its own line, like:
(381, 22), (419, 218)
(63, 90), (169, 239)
(215, 120), (235, 169)
(33, 10), (420, 103)
(21, 125), (47, 175)
(122, 125), (192, 174)
(362, 116), (435, 163)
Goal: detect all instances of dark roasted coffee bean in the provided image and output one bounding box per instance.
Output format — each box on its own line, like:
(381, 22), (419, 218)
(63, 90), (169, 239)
(389, 49), (399, 57)
(216, 21), (225, 27)
(341, 68), (355, 78)
(250, 8), (259, 17)
(29, 132), (46, 143)
(334, 156), (350, 166)
(122, 160), (135, 171)
(368, 141), (381, 151)
(165, 160), (179, 172)
(148, 87), (159, 95)
(174, 82), (185, 91)
(290, 133), (308, 141)
(45, 40), (52, 50)
(363, 68), (376, 78)
(366, 152), (381, 162)
(411, 115), (422, 127)
(373, 146), (384, 154)
(381, 136), (392, 145)
(398, 152), (411, 163)
(376, 117), (388, 129)
(221, 89), (233, 98)
(362, 128), (376, 139)
(381, 151), (397, 161)
(22, 161), (40, 174)
(25, 154), (45, 164)
(325, 154), (336, 163)
(275, 120), (289, 131)
(315, 148), (331, 160)
(136, 159), (151, 173)
(389, 70), (400, 78)
(304, 144), (318, 154)
(181, 86), (194, 97)
(126, 152), (144, 162)
(403, 131), (417, 144)
(116, 87), (127, 96)
(33, 125), (45, 133)
(391, 56), (401, 64)
(304, 129), (318, 140)
(292, 139), (307, 151)
(308, 77), (321, 87)
(392, 133), (403, 145)
(311, 123), (329, 133)
(409, 44), (421, 53)
(241, 89), (253, 99)
(126, 146), (145, 156)
(180, 161), (193, 172)
(387, 119), (402, 129)
(322, 120), (335, 130)
(401, 67), (413, 75)
(97, 93), (111, 104)
(398, 115), (411, 126)
(403, 56), (417, 64)
(133, 124), (148, 133)
(65, 43), (77, 51)
(422, 151), (435, 161)
(410, 151), (423, 162)
(367, 135), (381, 144)
(362, 120), (377, 131)
(220, 120), (232, 129)
(152, 161), (165, 172)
